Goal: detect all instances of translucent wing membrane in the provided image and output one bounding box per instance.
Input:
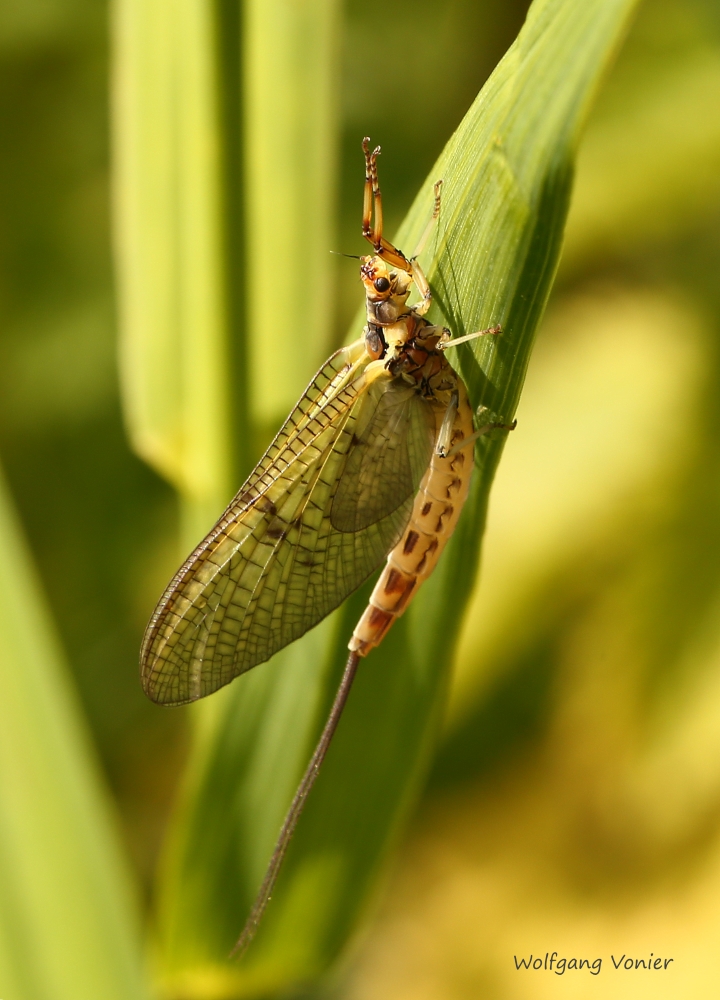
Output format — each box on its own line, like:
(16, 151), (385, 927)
(141, 344), (435, 705)
(331, 381), (434, 532)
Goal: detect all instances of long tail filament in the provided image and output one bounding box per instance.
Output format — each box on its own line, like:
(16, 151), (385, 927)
(231, 649), (362, 957)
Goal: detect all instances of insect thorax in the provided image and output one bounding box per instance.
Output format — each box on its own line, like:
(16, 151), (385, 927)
(364, 309), (458, 406)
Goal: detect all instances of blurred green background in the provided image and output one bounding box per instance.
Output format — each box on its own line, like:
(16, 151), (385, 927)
(1, 0), (720, 996)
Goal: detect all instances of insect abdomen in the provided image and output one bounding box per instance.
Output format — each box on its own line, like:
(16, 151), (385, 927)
(349, 385), (474, 656)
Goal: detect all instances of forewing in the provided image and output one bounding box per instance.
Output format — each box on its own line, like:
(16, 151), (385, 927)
(330, 379), (435, 533)
(140, 346), (414, 705)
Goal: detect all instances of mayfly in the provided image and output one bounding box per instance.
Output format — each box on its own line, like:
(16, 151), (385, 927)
(141, 138), (510, 952)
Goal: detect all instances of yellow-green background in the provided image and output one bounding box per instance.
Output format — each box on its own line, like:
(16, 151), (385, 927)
(1, 0), (719, 996)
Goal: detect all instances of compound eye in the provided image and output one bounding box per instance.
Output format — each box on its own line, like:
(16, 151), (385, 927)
(373, 276), (391, 293)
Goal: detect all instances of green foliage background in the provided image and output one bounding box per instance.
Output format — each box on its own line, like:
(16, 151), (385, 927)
(2, 0), (720, 997)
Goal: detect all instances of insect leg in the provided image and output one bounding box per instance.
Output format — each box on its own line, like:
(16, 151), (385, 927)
(436, 391), (459, 458)
(408, 180), (443, 315)
(438, 324), (502, 349)
(362, 137), (384, 247)
(444, 416), (517, 458)
(410, 258), (433, 315)
(231, 650), (362, 957)
(361, 138), (413, 273)
(412, 180), (443, 259)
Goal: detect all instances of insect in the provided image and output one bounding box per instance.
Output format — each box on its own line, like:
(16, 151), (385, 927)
(141, 138), (509, 952)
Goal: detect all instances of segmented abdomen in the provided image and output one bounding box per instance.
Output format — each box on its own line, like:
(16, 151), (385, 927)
(348, 383), (474, 655)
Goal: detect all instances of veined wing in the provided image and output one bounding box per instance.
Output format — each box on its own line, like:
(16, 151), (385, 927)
(237, 339), (367, 503)
(331, 380), (435, 532)
(141, 343), (434, 705)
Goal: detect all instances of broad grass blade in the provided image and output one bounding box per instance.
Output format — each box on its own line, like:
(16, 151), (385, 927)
(113, 0), (340, 543)
(154, 0), (639, 994)
(112, 0), (235, 535)
(0, 466), (151, 1000)
(244, 0), (341, 428)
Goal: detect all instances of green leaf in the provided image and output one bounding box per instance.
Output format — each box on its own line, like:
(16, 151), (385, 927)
(0, 465), (151, 1000)
(113, 0), (237, 534)
(113, 0), (341, 544)
(153, 0), (639, 995)
(244, 0), (341, 429)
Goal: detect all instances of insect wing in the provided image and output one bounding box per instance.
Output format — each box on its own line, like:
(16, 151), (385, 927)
(140, 345), (420, 705)
(330, 379), (435, 532)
